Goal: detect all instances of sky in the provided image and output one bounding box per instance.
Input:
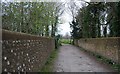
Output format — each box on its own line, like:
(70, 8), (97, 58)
(1, 0), (117, 36)
(58, 0), (90, 36)
(58, 11), (72, 36)
(58, 0), (113, 36)
(1, 0), (90, 36)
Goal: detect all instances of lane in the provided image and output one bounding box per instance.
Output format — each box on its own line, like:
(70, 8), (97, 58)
(53, 44), (115, 72)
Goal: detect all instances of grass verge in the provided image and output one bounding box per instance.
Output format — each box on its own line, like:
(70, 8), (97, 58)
(60, 39), (71, 44)
(40, 49), (58, 72)
(79, 47), (120, 72)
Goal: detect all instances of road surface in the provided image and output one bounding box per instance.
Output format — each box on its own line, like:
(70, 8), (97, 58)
(53, 44), (116, 72)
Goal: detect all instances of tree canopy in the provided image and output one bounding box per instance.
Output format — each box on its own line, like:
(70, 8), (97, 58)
(71, 1), (120, 39)
(2, 2), (64, 37)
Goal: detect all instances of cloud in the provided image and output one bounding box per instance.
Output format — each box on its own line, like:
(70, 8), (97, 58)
(58, 23), (71, 36)
(60, 12), (73, 23)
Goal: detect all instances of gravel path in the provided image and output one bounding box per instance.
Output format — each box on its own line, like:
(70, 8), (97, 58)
(53, 44), (116, 72)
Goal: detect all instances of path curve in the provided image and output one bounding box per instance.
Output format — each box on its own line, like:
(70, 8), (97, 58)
(53, 44), (115, 72)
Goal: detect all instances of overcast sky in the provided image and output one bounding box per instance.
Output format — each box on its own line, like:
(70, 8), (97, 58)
(58, 10), (72, 36)
(58, 0), (90, 36)
(1, 0), (90, 36)
(1, 0), (118, 36)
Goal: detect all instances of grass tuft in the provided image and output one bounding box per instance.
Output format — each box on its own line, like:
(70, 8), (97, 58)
(79, 47), (120, 72)
(60, 39), (71, 44)
(40, 49), (58, 72)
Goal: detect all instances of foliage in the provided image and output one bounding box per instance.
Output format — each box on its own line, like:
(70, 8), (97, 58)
(2, 2), (64, 37)
(60, 39), (71, 44)
(73, 2), (120, 38)
(79, 47), (119, 71)
(55, 34), (62, 49)
(41, 49), (58, 72)
(70, 20), (82, 39)
(107, 2), (120, 37)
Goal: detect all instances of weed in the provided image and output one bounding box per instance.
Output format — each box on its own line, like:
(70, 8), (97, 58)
(40, 49), (58, 72)
(79, 47), (119, 72)
(60, 39), (71, 44)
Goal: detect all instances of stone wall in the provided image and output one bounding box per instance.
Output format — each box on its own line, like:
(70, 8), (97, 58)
(2, 29), (55, 72)
(74, 37), (120, 64)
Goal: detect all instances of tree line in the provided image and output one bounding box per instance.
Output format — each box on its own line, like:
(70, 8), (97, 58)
(70, 2), (120, 39)
(2, 2), (64, 37)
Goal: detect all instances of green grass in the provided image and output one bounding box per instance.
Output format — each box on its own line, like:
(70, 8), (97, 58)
(40, 49), (58, 72)
(79, 47), (120, 72)
(60, 39), (71, 44)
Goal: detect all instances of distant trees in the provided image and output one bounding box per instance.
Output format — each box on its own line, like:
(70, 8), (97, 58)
(107, 2), (120, 37)
(2, 1), (120, 39)
(66, 1), (82, 39)
(73, 2), (120, 38)
(2, 2), (64, 37)
(70, 20), (82, 39)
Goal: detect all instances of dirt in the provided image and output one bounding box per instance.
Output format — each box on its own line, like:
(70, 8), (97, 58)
(53, 44), (116, 72)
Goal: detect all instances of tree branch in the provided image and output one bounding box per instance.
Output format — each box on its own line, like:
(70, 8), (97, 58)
(100, 15), (113, 25)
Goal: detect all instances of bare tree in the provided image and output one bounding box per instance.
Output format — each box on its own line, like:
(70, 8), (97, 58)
(65, 1), (78, 21)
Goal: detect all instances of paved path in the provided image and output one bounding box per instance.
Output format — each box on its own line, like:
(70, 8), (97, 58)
(53, 44), (115, 72)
